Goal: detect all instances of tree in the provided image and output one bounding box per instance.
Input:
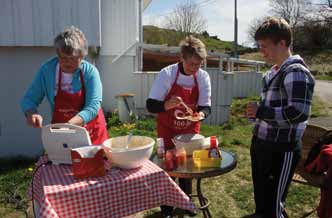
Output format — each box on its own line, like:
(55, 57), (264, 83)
(247, 16), (270, 46)
(201, 30), (210, 38)
(163, 0), (207, 35)
(269, 0), (310, 27)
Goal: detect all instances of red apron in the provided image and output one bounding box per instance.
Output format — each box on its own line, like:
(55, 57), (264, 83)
(157, 64), (200, 149)
(51, 68), (109, 145)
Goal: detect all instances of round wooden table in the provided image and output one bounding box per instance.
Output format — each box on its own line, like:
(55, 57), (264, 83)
(152, 150), (237, 218)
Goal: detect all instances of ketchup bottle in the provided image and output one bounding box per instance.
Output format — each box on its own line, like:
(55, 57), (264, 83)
(165, 150), (174, 170)
(208, 136), (221, 158)
(175, 147), (186, 166)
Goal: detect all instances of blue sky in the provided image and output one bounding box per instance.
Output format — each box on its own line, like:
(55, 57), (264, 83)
(143, 0), (270, 46)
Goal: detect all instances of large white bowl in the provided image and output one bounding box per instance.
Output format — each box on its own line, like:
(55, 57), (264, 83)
(103, 136), (154, 169)
(173, 133), (210, 156)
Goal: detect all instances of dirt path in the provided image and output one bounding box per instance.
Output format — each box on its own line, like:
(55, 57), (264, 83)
(309, 80), (332, 129)
(314, 80), (332, 104)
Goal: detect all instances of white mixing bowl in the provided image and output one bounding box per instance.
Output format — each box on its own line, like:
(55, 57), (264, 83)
(103, 136), (154, 169)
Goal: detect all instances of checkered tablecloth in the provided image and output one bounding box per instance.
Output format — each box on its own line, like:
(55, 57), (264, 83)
(29, 156), (195, 218)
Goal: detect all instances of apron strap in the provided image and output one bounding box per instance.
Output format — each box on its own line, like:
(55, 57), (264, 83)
(174, 63), (181, 84)
(193, 72), (199, 87)
(79, 69), (85, 92)
(57, 66), (63, 91)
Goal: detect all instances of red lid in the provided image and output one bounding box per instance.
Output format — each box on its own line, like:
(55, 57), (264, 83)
(210, 136), (218, 148)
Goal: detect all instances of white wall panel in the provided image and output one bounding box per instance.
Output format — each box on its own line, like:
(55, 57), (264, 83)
(0, 0), (101, 46)
(100, 0), (138, 56)
(0, 0), (15, 45)
(0, 47), (54, 157)
(12, 0), (35, 45)
(32, 0), (54, 45)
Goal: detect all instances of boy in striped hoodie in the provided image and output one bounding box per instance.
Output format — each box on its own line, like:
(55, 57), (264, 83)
(246, 17), (315, 218)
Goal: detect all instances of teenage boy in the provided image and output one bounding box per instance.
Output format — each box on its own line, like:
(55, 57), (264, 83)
(246, 17), (315, 218)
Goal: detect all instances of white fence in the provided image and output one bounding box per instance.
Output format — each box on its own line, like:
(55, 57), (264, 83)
(132, 54), (264, 125)
(233, 71), (262, 98)
(133, 69), (261, 125)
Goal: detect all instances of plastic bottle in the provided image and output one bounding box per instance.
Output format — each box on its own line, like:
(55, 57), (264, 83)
(156, 138), (165, 159)
(246, 102), (258, 123)
(165, 150), (174, 170)
(208, 136), (221, 158)
(175, 147), (187, 166)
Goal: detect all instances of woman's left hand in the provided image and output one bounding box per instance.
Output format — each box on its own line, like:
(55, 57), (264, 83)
(190, 112), (205, 122)
(176, 111), (204, 122)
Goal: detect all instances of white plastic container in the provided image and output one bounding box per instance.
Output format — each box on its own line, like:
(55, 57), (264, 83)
(173, 133), (210, 156)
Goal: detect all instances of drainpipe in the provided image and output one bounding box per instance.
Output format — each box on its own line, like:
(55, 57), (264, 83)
(138, 0), (143, 72)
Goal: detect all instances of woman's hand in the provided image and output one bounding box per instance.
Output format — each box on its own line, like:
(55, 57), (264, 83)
(164, 96), (183, 111)
(26, 110), (43, 128)
(68, 115), (84, 126)
(189, 111), (205, 122)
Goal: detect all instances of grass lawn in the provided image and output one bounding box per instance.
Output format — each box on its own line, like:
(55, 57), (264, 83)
(0, 96), (326, 218)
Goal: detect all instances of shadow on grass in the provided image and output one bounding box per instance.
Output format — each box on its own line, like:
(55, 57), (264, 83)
(143, 211), (162, 218)
(0, 156), (37, 174)
(142, 208), (199, 218)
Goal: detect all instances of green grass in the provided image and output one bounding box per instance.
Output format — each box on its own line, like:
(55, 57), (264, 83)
(0, 158), (35, 218)
(0, 96), (328, 218)
(315, 75), (332, 80)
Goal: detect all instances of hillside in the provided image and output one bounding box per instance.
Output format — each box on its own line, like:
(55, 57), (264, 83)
(241, 49), (332, 77)
(143, 25), (253, 54)
(143, 26), (332, 78)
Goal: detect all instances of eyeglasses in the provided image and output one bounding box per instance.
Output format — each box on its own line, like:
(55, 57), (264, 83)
(57, 52), (82, 62)
(183, 59), (204, 68)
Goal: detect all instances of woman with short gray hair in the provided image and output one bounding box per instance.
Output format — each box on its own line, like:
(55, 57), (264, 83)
(54, 26), (88, 57)
(21, 26), (109, 144)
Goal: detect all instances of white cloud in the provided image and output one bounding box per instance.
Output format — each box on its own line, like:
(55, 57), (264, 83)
(202, 0), (270, 45)
(143, 14), (166, 27)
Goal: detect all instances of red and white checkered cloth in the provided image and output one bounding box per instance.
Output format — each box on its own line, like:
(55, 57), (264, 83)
(29, 156), (195, 218)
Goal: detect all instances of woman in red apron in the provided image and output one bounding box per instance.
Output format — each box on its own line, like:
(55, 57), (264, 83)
(146, 36), (211, 218)
(51, 66), (109, 145)
(22, 26), (109, 145)
(157, 65), (200, 148)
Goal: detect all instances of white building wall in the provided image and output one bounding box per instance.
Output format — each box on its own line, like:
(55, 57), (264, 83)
(97, 55), (138, 111)
(97, 0), (141, 112)
(99, 0), (138, 56)
(0, 0), (101, 46)
(0, 48), (54, 157)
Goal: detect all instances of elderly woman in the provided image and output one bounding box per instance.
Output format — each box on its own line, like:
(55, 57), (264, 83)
(146, 35), (211, 218)
(21, 26), (109, 145)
